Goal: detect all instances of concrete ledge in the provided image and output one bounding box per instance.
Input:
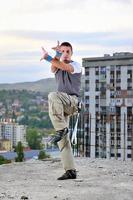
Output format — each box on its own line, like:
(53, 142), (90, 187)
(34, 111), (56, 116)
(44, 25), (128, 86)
(0, 158), (133, 200)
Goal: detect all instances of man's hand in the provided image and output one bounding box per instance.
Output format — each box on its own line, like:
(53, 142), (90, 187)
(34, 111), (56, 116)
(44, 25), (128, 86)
(52, 41), (62, 59)
(52, 40), (61, 52)
(51, 41), (61, 72)
(40, 47), (48, 61)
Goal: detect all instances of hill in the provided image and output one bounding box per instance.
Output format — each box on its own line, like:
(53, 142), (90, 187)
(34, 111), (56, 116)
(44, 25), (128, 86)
(0, 76), (85, 93)
(0, 78), (57, 93)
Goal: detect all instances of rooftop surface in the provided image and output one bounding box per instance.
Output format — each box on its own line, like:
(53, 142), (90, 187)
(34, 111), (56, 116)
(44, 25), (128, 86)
(0, 157), (133, 200)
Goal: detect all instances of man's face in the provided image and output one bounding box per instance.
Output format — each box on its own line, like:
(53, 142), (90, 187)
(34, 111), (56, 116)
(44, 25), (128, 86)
(60, 45), (72, 63)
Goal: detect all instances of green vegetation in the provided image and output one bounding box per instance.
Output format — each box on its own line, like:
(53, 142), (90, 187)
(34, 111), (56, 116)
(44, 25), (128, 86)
(15, 141), (24, 162)
(38, 150), (50, 160)
(0, 89), (37, 103)
(0, 155), (11, 165)
(0, 90), (53, 129)
(0, 78), (84, 148)
(19, 111), (52, 129)
(0, 75), (84, 129)
(26, 128), (43, 149)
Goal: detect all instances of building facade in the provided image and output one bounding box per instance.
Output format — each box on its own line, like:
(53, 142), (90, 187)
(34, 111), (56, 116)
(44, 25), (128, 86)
(0, 139), (12, 151)
(0, 119), (27, 150)
(83, 52), (133, 160)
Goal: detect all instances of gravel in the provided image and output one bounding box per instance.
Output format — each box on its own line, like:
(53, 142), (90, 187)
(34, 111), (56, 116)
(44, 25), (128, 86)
(0, 157), (133, 200)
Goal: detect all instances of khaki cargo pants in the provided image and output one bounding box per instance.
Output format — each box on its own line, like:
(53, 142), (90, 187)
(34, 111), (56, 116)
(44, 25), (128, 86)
(48, 92), (78, 171)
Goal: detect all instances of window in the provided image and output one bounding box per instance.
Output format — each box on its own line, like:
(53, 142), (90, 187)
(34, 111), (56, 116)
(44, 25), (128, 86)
(127, 154), (131, 158)
(85, 71), (89, 76)
(95, 72), (99, 76)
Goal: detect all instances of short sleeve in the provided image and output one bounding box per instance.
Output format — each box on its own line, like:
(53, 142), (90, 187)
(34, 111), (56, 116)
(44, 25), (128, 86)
(70, 61), (82, 74)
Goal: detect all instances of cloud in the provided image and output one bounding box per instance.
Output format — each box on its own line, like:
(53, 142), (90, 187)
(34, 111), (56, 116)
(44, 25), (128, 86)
(7, 0), (91, 14)
(15, 0), (133, 14)
(109, 0), (133, 4)
(1, 29), (133, 47)
(1, 0), (133, 32)
(0, 62), (54, 83)
(1, 29), (133, 62)
(0, 28), (133, 83)
(4, 51), (40, 60)
(1, 29), (133, 64)
(0, 0), (133, 83)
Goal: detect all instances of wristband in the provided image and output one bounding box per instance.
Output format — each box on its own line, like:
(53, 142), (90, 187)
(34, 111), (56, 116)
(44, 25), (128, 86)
(56, 51), (62, 58)
(45, 55), (53, 62)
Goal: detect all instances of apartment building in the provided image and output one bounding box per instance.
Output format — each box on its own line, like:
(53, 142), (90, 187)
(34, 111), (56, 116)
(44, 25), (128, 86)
(13, 124), (27, 147)
(0, 119), (27, 149)
(0, 139), (12, 151)
(83, 52), (133, 160)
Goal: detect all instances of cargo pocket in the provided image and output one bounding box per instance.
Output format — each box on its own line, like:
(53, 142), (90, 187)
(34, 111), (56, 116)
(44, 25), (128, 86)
(71, 98), (78, 115)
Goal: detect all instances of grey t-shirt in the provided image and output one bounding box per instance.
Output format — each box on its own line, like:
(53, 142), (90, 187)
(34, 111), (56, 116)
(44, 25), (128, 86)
(55, 61), (82, 97)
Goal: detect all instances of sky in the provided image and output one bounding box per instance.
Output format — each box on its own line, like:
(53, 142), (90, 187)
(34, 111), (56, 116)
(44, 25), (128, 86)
(0, 0), (133, 83)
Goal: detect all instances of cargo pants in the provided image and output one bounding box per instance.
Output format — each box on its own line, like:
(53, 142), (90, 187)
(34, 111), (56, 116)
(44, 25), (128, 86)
(48, 92), (78, 171)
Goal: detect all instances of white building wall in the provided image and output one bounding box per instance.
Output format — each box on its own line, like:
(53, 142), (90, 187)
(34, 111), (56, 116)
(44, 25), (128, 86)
(0, 122), (27, 148)
(120, 66), (128, 160)
(120, 107), (127, 160)
(4, 124), (13, 147)
(14, 125), (27, 147)
(106, 66), (111, 159)
(89, 67), (96, 158)
(0, 124), (2, 139)
(121, 66), (127, 90)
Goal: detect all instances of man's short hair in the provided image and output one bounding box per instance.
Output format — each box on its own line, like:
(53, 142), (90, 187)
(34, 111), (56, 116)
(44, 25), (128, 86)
(60, 42), (73, 53)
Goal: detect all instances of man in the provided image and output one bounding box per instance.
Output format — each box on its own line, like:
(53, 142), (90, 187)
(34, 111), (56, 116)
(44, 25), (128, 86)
(40, 41), (82, 180)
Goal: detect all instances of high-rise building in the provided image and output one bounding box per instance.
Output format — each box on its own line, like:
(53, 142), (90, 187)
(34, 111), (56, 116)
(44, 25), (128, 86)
(83, 52), (133, 160)
(13, 124), (27, 147)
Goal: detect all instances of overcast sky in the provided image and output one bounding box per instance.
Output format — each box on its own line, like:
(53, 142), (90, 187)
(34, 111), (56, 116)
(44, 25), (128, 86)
(0, 0), (133, 83)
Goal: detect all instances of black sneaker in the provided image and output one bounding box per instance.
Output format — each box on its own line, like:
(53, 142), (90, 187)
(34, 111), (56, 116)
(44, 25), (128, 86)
(57, 169), (77, 180)
(50, 128), (68, 144)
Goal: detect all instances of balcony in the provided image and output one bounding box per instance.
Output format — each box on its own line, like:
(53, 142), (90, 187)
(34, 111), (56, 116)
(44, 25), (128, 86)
(100, 99), (106, 107)
(100, 87), (106, 93)
(100, 75), (106, 82)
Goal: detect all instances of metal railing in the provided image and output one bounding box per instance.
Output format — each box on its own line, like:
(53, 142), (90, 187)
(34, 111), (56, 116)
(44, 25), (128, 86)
(69, 112), (133, 161)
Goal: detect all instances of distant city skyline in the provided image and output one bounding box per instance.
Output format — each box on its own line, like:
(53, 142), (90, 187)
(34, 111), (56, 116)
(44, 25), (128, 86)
(0, 0), (133, 83)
